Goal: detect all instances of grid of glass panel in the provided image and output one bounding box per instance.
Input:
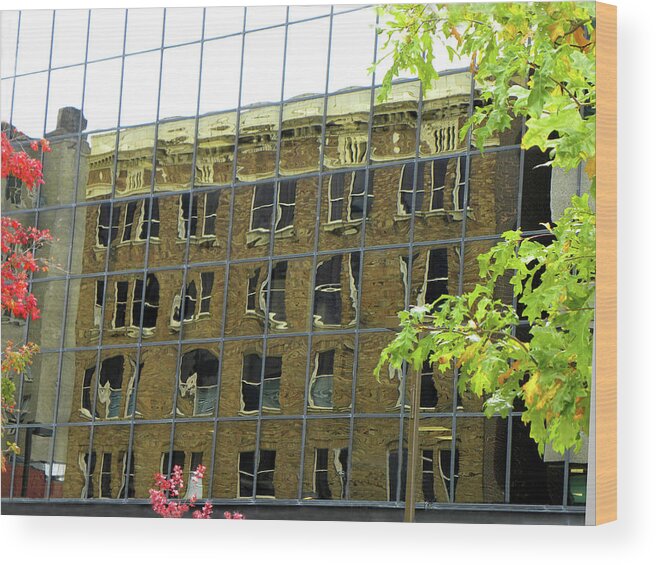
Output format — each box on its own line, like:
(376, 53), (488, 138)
(0, 6), (587, 514)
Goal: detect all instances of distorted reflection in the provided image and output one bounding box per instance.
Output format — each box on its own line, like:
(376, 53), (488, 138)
(1, 6), (586, 516)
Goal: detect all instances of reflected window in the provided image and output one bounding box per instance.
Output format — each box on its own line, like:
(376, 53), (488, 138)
(241, 353), (282, 413)
(388, 447), (408, 502)
(81, 367), (98, 418)
(422, 450), (436, 503)
(98, 356), (124, 419)
(398, 162), (425, 214)
(79, 451), (97, 498)
(100, 453), (112, 498)
(453, 157), (466, 211)
(420, 249), (449, 307)
(178, 349), (219, 416)
(118, 451), (135, 498)
(313, 447), (348, 500)
(313, 253), (359, 328)
(138, 198), (160, 240)
(97, 203), (121, 247)
(132, 274), (159, 333)
(248, 181), (296, 246)
(122, 201), (139, 242)
(431, 159), (447, 210)
(348, 170), (374, 221)
(328, 173), (345, 223)
(438, 449), (460, 502)
(94, 280), (104, 328)
(238, 450), (276, 498)
(124, 360), (143, 418)
(314, 256), (342, 326)
(314, 448), (331, 499)
(568, 464), (587, 506)
(4, 175), (22, 206)
(178, 193), (199, 240)
(161, 450), (185, 476)
(244, 262), (287, 329)
(420, 361), (438, 409)
(202, 192), (220, 238)
(171, 272), (214, 328)
(112, 282), (129, 329)
(161, 451), (206, 499)
(309, 350), (334, 409)
(178, 192), (219, 240)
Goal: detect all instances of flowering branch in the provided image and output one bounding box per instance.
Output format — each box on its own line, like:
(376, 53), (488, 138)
(149, 464), (245, 520)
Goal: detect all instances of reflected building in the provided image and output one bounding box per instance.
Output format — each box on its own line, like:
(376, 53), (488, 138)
(1, 6), (587, 521)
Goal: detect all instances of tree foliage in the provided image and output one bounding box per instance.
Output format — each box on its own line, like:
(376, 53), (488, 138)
(1, 130), (52, 469)
(373, 2), (596, 455)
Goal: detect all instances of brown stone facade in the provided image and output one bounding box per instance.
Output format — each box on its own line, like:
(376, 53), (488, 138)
(5, 74), (528, 507)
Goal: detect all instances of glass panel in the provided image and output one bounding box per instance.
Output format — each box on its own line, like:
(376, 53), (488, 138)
(509, 416), (564, 504)
(419, 73), (471, 156)
(365, 164), (412, 244)
(51, 9), (89, 69)
(32, 207), (74, 278)
(212, 421), (256, 499)
(87, 9), (126, 62)
(225, 260), (267, 336)
(4, 426), (54, 499)
(40, 136), (84, 207)
(120, 52), (161, 126)
(135, 345), (180, 420)
(144, 194), (187, 268)
(408, 245), (460, 308)
(229, 184), (270, 260)
(83, 59), (123, 132)
(27, 280), (68, 350)
(168, 424), (213, 499)
(187, 188), (231, 263)
(155, 119), (195, 192)
(245, 6), (287, 31)
(204, 6), (245, 39)
(258, 420), (302, 499)
(312, 252), (359, 330)
(131, 423), (169, 498)
(115, 126), (155, 197)
(288, 6), (331, 21)
(54, 351), (85, 423)
(218, 339), (263, 417)
(264, 336), (307, 415)
(360, 248), (406, 329)
(521, 147), (554, 232)
(12, 72), (48, 138)
(453, 416), (506, 503)
(236, 106), (280, 181)
(13, 352), (61, 427)
(16, 11), (53, 75)
(273, 178), (318, 255)
(356, 333), (405, 413)
(176, 346), (221, 417)
(328, 9), (376, 93)
(1, 78), (13, 126)
(1, 11), (19, 78)
(309, 334), (355, 413)
(467, 150), (521, 237)
(179, 266), (224, 341)
(302, 419), (350, 500)
(159, 44), (201, 121)
(164, 7), (203, 47)
(46, 66), (85, 135)
(125, 8), (164, 54)
(283, 18), (330, 101)
(240, 27), (285, 108)
(199, 37), (242, 117)
(350, 418), (401, 501)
